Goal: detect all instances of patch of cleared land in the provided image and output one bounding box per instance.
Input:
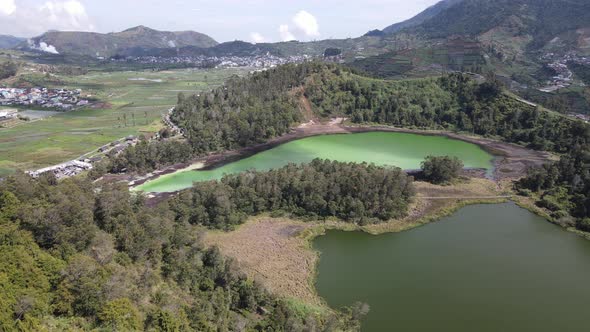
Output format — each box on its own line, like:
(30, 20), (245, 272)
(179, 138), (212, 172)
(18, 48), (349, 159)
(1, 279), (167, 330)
(0, 68), (249, 175)
(206, 178), (508, 306)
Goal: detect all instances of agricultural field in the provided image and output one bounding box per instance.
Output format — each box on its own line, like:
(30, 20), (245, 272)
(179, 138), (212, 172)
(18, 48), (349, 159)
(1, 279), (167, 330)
(0, 67), (249, 175)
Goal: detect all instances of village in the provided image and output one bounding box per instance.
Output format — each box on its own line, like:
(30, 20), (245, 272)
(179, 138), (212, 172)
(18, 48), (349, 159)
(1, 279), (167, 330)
(27, 160), (94, 179)
(0, 87), (89, 111)
(114, 54), (310, 69)
(538, 52), (590, 92)
(27, 135), (141, 180)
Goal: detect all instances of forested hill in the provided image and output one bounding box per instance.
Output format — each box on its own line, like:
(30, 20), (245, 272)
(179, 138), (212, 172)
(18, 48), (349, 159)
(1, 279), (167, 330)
(0, 165), (373, 330)
(173, 63), (587, 147)
(393, 0), (590, 50)
(105, 62), (590, 176)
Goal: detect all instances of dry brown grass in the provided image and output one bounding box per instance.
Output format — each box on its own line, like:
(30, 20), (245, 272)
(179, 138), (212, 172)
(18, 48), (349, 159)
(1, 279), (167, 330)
(205, 178), (509, 306)
(205, 217), (322, 305)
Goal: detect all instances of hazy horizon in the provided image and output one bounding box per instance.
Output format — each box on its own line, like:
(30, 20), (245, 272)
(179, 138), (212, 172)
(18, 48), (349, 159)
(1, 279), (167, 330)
(0, 0), (440, 42)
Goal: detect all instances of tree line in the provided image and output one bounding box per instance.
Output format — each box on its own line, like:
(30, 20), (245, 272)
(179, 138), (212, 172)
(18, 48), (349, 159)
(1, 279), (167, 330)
(171, 63), (331, 154)
(168, 159), (416, 230)
(304, 65), (590, 154)
(0, 169), (370, 331)
(517, 145), (590, 232)
(0, 61), (18, 80)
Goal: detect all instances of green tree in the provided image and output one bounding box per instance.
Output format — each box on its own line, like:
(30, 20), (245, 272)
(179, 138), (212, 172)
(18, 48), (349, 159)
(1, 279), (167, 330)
(421, 156), (464, 184)
(0, 191), (20, 220)
(98, 298), (142, 331)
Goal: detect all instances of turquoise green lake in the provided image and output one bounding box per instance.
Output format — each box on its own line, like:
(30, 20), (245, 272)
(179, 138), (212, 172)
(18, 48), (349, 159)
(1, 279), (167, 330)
(314, 203), (590, 332)
(136, 132), (493, 193)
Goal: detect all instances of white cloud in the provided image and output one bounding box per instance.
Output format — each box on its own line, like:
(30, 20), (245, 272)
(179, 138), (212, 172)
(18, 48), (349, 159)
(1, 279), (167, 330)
(39, 0), (94, 31)
(250, 32), (266, 43)
(0, 0), (95, 37)
(278, 10), (320, 42)
(292, 10), (319, 37)
(0, 0), (16, 16)
(279, 24), (295, 41)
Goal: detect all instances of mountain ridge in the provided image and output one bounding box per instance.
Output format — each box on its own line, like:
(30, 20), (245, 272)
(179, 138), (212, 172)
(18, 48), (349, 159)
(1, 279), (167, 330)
(0, 35), (26, 49)
(19, 26), (218, 57)
(382, 0), (464, 34)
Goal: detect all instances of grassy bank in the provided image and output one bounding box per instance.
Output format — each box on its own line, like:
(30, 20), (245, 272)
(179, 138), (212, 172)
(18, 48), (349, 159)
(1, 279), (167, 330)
(512, 194), (590, 241)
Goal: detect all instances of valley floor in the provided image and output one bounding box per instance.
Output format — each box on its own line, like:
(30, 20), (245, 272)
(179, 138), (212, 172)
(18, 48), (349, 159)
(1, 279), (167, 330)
(0, 68), (248, 176)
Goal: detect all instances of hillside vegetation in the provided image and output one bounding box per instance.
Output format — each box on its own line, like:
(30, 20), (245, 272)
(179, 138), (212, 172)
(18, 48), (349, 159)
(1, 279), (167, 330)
(518, 146), (590, 233)
(178, 63), (589, 153)
(104, 62), (590, 176)
(169, 159), (415, 229)
(0, 170), (368, 330)
(403, 0), (590, 51)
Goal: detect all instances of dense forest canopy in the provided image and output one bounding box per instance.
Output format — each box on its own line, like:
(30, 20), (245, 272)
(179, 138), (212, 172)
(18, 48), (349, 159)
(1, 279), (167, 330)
(302, 65), (590, 153)
(0, 61), (18, 80)
(0, 168), (373, 330)
(169, 159), (415, 229)
(175, 62), (590, 155)
(171, 63), (330, 154)
(517, 146), (590, 232)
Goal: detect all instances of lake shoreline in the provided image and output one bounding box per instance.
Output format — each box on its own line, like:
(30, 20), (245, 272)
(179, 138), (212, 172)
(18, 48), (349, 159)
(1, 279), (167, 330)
(129, 122), (553, 202)
(312, 201), (590, 331)
(206, 174), (590, 312)
(205, 178), (511, 308)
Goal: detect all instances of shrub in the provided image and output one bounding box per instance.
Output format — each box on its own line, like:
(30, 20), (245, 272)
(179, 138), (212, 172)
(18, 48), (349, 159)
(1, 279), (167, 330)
(98, 298), (142, 331)
(421, 156), (464, 184)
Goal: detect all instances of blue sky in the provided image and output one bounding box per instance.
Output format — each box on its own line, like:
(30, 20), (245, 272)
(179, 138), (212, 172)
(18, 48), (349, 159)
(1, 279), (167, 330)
(0, 0), (440, 41)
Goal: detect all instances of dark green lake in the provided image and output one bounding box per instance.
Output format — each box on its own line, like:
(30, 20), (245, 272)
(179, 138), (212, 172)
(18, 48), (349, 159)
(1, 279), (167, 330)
(313, 203), (590, 332)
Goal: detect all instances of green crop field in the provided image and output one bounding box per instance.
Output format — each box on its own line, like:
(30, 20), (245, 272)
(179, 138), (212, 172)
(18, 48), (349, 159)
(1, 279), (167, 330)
(0, 67), (250, 176)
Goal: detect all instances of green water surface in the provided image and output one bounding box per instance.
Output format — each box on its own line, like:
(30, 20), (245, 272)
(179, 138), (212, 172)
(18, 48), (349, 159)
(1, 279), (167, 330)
(137, 132), (493, 193)
(314, 203), (590, 332)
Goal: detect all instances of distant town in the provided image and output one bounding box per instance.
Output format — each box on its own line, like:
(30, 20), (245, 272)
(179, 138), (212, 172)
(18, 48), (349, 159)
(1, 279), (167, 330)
(539, 52), (590, 93)
(0, 87), (89, 111)
(113, 54), (311, 69)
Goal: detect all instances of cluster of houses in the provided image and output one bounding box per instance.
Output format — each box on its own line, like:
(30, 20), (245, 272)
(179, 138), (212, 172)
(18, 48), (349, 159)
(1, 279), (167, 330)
(27, 160), (93, 179)
(0, 87), (89, 111)
(539, 52), (590, 93)
(27, 135), (140, 180)
(114, 54), (310, 69)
